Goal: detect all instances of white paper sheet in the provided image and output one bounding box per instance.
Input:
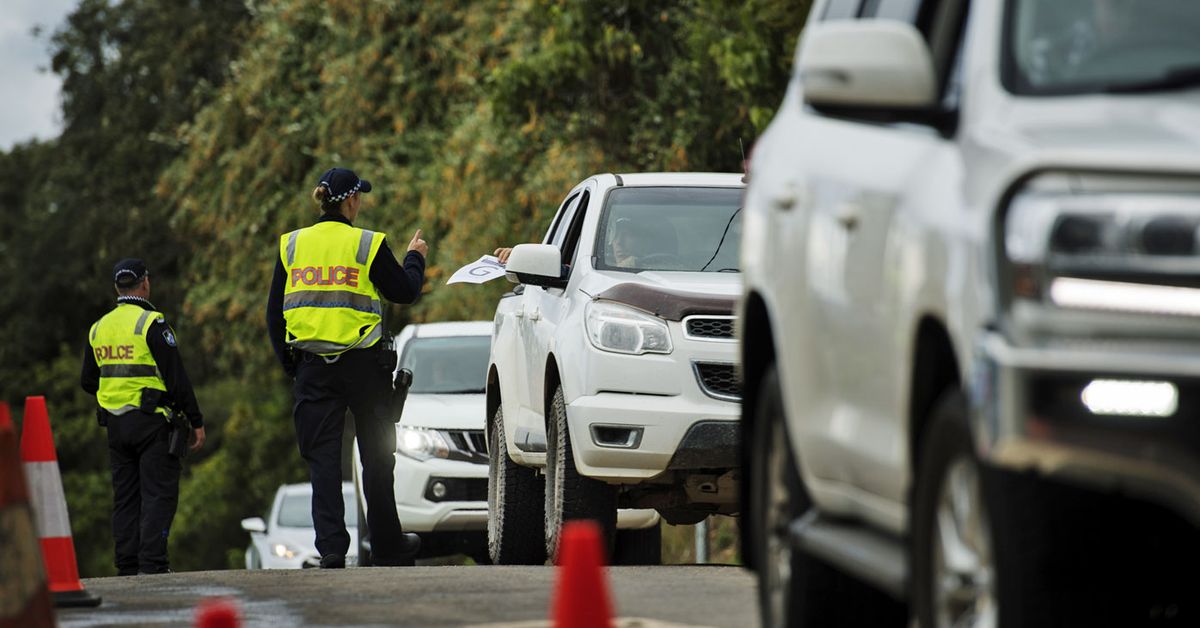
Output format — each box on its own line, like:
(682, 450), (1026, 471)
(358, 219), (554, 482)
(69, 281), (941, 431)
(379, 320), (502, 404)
(447, 255), (507, 285)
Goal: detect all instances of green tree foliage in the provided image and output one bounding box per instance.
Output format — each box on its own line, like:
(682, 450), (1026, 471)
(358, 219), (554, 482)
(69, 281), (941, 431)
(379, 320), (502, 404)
(2, 0), (809, 575)
(0, 0), (253, 576)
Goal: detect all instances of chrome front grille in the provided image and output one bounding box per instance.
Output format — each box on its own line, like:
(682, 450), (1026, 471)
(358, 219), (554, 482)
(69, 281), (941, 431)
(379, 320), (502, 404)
(684, 315), (736, 341)
(693, 362), (741, 401)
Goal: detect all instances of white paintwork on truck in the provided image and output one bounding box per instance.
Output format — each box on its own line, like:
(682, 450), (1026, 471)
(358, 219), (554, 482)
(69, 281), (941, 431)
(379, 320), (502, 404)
(743, 0), (1200, 537)
(491, 172), (745, 479)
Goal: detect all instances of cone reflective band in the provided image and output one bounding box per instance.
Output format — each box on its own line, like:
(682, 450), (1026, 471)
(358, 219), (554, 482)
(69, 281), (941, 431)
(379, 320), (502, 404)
(20, 397), (101, 608)
(0, 401), (55, 628)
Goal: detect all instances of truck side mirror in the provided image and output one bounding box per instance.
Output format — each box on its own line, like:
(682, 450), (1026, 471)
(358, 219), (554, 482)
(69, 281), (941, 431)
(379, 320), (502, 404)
(799, 20), (938, 110)
(505, 244), (567, 289)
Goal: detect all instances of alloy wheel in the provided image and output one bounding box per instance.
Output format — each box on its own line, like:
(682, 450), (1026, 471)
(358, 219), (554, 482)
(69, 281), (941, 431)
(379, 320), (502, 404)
(932, 457), (997, 628)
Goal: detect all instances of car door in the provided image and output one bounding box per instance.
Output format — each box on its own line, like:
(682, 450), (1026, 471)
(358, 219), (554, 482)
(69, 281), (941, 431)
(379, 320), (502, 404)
(511, 190), (583, 453)
(791, 0), (968, 504)
(526, 184), (594, 413)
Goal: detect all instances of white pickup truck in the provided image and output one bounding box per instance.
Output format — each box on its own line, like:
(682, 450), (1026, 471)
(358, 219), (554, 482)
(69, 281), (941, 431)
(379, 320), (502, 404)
(740, 0), (1200, 626)
(486, 172), (745, 565)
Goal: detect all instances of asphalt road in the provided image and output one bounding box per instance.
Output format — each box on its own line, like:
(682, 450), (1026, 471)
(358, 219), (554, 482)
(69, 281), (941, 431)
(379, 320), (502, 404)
(56, 565), (758, 627)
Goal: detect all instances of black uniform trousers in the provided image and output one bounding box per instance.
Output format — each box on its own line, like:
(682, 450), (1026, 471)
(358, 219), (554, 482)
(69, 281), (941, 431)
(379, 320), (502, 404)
(106, 409), (181, 575)
(292, 346), (407, 562)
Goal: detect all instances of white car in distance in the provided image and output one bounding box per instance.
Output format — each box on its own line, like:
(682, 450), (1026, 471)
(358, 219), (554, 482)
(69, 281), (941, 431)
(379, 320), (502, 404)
(353, 321), (492, 564)
(488, 172), (745, 565)
(242, 482), (357, 569)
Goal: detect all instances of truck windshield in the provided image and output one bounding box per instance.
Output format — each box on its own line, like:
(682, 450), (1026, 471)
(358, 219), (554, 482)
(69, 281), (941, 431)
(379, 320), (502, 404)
(400, 335), (490, 394)
(595, 186), (743, 273)
(1006, 0), (1200, 95)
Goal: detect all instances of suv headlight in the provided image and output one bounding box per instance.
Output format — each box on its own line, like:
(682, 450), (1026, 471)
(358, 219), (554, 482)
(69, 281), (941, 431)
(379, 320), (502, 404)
(396, 427), (450, 461)
(272, 543), (300, 559)
(584, 301), (673, 355)
(1003, 186), (1200, 317)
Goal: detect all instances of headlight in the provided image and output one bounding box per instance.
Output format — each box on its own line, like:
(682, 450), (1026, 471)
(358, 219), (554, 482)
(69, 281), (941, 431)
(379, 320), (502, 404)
(584, 301), (673, 355)
(272, 543), (299, 559)
(396, 427), (450, 461)
(1003, 186), (1200, 316)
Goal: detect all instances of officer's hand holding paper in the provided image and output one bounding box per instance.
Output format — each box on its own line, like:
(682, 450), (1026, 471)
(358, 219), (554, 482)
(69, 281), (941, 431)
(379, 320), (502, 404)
(447, 254), (507, 285)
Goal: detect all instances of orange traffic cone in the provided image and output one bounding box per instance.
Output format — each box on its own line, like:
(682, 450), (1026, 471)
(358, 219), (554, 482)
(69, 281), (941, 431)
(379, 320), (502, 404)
(0, 401), (55, 628)
(195, 597), (242, 628)
(20, 396), (101, 608)
(551, 520), (614, 628)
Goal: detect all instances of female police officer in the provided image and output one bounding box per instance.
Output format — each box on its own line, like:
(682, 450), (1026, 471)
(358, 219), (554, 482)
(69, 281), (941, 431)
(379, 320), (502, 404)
(266, 167), (428, 568)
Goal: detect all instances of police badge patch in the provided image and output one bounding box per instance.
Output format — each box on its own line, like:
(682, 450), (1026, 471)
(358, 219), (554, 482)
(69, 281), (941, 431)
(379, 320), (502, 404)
(163, 329), (177, 347)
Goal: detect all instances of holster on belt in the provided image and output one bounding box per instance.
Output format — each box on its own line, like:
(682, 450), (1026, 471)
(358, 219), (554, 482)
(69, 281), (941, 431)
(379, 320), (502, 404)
(393, 368), (413, 423)
(166, 410), (191, 459)
(142, 388), (190, 459)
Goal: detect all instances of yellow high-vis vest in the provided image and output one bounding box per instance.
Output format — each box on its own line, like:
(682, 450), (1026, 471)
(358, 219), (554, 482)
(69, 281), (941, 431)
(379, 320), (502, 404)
(88, 303), (168, 416)
(280, 221), (386, 356)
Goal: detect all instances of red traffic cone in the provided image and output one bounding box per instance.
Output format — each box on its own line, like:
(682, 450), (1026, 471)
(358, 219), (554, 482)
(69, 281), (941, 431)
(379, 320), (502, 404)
(0, 401), (56, 628)
(551, 520), (614, 628)
(195, 597), (242, 628)
(20, 396), (101, 608)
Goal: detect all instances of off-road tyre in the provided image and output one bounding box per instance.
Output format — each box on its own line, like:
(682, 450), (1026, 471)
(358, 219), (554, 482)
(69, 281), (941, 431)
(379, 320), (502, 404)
(487, 406), (547, 565)
(544, 384), (617, 561)
(752, 364), (905, 628)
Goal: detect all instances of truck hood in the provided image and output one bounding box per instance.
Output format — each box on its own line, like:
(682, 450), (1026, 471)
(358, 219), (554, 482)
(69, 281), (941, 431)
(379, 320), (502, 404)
(398, 393), (485, 431)
(977, 92), (1200, 176)
(583, 269), (743, 300)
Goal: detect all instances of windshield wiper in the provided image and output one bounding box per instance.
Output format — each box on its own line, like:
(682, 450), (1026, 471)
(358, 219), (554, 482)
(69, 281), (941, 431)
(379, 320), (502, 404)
(1103, 64), (1200, 94)
(433, 388), (486, 395)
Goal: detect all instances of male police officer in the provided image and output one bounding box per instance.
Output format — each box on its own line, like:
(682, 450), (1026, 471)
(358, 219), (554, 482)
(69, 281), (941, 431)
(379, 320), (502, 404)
(80, 258), (205, 575)
(266, 167), (427, 568)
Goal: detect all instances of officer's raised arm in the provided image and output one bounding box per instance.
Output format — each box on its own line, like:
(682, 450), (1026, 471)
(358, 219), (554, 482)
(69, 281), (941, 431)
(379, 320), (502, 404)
(368, 232), (427, 305)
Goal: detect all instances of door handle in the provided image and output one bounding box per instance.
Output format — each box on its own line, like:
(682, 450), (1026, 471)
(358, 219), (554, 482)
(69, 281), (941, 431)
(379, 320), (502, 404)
(528, 309), (541, 321)
(513, 310), (525, 319)
(835, 202), (861, 230)
(773, 183), (807, 211)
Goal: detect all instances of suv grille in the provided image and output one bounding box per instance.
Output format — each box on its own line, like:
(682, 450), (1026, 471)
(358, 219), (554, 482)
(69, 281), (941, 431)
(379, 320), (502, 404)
(443, 429), (488, 464)
(694, 362), (740, 401)
(685, 316), (735, 340)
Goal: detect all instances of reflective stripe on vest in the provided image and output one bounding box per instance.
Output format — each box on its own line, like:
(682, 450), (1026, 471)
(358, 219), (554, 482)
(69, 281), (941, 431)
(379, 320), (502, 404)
(88, 304), (167, 416)
(279, 222), (386, 356)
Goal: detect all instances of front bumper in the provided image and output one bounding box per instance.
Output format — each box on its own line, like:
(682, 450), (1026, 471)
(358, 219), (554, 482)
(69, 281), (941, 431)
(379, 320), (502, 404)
(393, 454), (488, 533)
(973, 331), (1200, 525)
(567, 391), (739, 482)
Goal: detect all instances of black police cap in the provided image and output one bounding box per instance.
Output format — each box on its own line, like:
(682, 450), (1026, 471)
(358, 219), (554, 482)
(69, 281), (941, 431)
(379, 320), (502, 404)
(317, 167), (372, 203)
(113, 258), (148, 288)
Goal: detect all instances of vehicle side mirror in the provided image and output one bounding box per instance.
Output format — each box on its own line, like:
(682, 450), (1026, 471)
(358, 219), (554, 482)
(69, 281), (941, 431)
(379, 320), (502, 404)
(505, 244), (567, 288)
(241, 517), (267, 533)
(798, 20), (937, 109)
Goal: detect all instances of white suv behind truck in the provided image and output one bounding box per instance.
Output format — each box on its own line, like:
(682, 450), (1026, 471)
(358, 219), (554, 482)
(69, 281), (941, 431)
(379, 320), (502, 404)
(487, 172), (745, 565)
(741, 0), (1200, 626)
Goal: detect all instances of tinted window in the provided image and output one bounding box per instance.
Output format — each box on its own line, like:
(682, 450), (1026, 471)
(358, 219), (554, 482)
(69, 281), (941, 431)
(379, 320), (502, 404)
(277, 491), (356, 528)
(546, 193), (582, 248)
(595, 187), (743, 273)
(824, 0), (863, 20)
(869, 0), (922, 21)
(400, 335), (491, 394)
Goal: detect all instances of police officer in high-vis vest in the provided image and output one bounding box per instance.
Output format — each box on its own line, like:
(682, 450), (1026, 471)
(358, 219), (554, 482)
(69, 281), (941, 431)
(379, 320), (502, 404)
(80, 258), (205, 575)
(266, 167), (428, 568)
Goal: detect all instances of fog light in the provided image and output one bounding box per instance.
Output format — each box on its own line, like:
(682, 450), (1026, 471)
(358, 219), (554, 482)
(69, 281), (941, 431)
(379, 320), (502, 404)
(1081, 379), (1178, 417)
(431, 481), (447, 500)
